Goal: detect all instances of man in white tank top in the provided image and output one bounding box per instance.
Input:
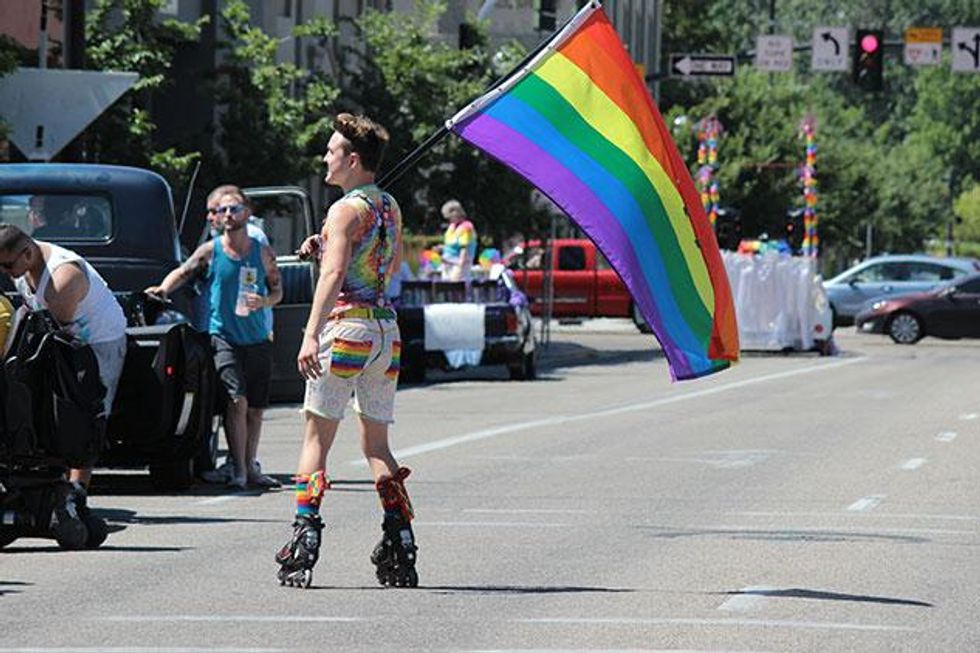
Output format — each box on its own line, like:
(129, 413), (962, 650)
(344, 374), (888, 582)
(0, 225), (127, 497)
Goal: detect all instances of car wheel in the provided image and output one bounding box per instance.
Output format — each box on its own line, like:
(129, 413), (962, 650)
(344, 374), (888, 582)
(887, 312), (924, 344)
(149, 458), (195, 491)
(508, 351), (537, 381)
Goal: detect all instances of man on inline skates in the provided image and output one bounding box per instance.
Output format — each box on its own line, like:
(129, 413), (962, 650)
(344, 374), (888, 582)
(275, 113), (418, 589)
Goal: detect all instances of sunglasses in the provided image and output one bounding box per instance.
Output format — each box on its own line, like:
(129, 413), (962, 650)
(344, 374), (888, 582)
(208, 204), (245, 215)
(0, 246), (28, 271)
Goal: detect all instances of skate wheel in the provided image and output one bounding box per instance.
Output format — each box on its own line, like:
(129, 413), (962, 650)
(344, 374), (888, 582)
(301, 569), (312, 589)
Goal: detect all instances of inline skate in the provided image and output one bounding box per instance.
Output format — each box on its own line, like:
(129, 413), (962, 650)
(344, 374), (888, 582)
(275, 514), (324, 588)
(371, 467), (418, 588)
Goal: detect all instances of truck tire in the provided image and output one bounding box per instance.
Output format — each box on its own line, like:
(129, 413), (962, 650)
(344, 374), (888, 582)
(508, 351), (537, 381)
(149, 458), (195, 492)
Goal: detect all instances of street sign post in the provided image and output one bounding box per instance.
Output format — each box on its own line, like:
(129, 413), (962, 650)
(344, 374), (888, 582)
(904, 27), (942, 66)
(951, 27), (980, 73)
(811, 27), (849, 71)
(756, 35), (793, 72)
(669, 54), (736, 78)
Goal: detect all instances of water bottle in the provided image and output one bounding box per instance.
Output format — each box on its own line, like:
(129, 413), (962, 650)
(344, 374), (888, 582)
(235, 267), (259, 317)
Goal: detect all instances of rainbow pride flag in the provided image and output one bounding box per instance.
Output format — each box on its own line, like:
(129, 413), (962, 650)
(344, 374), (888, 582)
(446, 2), (738, 380)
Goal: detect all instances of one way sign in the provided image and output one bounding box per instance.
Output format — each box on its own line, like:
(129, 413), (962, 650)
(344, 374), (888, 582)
(669, 54), (736, 78)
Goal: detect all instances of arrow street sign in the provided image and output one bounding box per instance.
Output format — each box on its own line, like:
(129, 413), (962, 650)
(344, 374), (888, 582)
(951, 27), (980, 73)
(904, 27), (942, 66)
(669, 54), (736, 78)
(812, 26), (849, 71)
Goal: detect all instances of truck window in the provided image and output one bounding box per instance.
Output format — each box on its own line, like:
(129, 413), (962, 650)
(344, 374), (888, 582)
(247, 194), (308, 257)
(558, 245), (586, 271)
(0, 193), (112, 241)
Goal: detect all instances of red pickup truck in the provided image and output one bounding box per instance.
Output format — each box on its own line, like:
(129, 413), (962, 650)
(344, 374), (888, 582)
(506, 238), (646, 329)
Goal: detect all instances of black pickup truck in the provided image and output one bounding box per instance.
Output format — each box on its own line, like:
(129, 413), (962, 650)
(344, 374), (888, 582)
(242, 188), (536, 392)
(0, 164), (218, 490)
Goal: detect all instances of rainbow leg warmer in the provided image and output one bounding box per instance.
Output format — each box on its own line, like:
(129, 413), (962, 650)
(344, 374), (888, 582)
(294, 470), (329, 517)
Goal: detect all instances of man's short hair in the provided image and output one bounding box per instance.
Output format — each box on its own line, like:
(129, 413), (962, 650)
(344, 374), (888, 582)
(0, 224), (31, 253)
(441, 199), (466, 220)
(333, 113), (390, 173)
(207, 184), (248, 208)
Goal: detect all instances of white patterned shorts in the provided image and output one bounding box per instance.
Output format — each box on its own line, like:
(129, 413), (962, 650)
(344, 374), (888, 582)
(303, 317), (400, 423)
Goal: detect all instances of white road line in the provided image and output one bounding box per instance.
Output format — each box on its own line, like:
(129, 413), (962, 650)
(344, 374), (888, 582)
(415, 521), (570, 528)
(847, 495), (885, 512)
(959, 413), (978, 421)
(518, 617), (913, 632)
(735, 510), (980, 523)
(463, 508), (591, 514)
(936, 431), (957, 442)
(99, 616), (360, 623)
(195, 495), (243, 506)
(351, 356), (865, 466)
(900, 458), (927, 470)
(0, 649), (286, 653)
(717, 586), (775, 612)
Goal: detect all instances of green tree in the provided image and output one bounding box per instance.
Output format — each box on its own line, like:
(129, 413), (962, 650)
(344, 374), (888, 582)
(83, 0), (207, 185)
(0, 35), (26, 146)
(210, 0), (339, 187)
(335, 0), (553, 245)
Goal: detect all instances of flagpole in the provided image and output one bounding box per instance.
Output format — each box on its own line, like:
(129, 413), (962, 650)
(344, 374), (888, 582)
(377, 2), (598, 188)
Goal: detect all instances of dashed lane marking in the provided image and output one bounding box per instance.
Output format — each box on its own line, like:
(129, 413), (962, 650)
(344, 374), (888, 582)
(936, 431), (957, 442)
(899, 458), (927, 470)
(847, 495), (886, 512)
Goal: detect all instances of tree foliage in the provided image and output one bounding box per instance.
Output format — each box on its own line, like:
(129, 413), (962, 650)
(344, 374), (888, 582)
(332, 0), (554, 244)
(208, 0), (339, 187)
(83, 0), (207, 185)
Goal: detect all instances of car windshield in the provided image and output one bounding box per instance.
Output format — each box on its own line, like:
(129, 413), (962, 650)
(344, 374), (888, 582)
(0, 193), (112, 241)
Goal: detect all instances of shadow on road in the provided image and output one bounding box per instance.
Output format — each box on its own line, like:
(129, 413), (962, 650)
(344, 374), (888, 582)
(0, 580), (31, 596)
(637, 525), (930, 544)
(715, 587), (933, 608)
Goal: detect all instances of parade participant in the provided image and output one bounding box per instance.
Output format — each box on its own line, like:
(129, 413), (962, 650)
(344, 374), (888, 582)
(440, 199), (477, 282)
(275, 113), (418, 589)
(0, 224), (127, 531)
(145, 187), (282, 490)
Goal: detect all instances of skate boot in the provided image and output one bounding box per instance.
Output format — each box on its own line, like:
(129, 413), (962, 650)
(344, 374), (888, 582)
(371, 467), (418, 588)
(275, 514), (324, 588)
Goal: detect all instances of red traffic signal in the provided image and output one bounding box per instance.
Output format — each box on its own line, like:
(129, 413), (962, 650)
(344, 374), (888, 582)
(853, 29), (884, 91)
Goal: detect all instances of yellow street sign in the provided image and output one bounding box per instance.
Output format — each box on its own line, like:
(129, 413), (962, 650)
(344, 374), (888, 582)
(905, 27), (942, 43)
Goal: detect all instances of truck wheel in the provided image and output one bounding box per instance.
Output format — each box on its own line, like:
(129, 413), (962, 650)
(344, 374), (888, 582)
(149, 458), (195, 492)
(631, 303), (652, 333)
(508, 351), (536, 381)
(0, 531), (17, 549)
(399, 349), (426, 384)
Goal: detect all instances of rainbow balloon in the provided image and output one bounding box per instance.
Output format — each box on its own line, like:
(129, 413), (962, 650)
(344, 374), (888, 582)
(446, 2), (738, 380)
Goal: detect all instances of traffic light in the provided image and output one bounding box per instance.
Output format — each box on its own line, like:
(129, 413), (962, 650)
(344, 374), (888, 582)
(535, 0), (557, 32)
(853, 29), (884, 91)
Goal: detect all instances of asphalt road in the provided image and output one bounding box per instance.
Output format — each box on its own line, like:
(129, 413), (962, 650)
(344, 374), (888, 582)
(3, 324), (980, 652)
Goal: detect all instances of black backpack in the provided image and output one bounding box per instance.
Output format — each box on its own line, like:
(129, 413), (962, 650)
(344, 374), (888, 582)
(1, 311), (106, 467)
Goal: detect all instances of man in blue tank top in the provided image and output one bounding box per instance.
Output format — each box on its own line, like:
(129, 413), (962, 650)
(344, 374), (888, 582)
(146, 186), (283, 490)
